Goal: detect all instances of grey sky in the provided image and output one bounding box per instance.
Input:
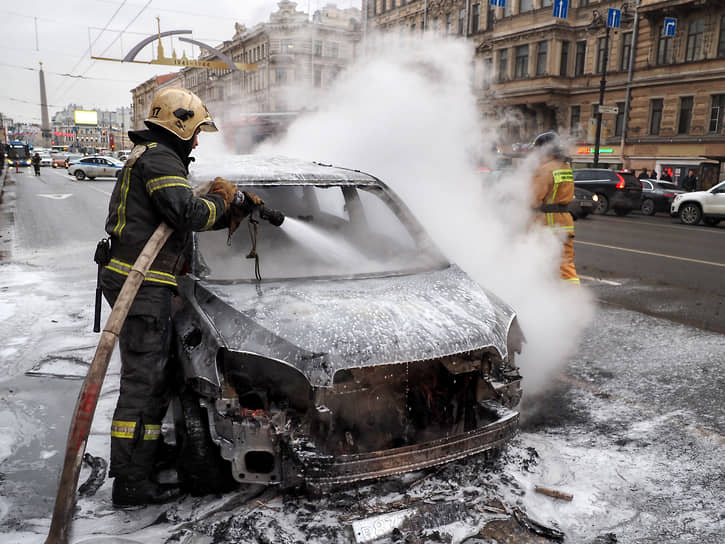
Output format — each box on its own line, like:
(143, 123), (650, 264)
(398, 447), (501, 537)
(1, 0), (358, 124)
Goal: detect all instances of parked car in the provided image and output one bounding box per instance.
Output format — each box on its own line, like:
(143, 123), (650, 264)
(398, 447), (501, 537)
(51, 154), (68, 168)
(572, 168), (642, 215)
(165, 156), (525, 494)
(67, 155), (124, 180)
(670, 180), (725, 226)
(569, 187), (598, 219)
(640, 179), (685, 216)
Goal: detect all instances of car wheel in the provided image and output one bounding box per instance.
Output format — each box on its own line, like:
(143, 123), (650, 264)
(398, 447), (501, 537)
(614, 207), (631, 216)
(175, 389), (237, 496)
(640, 198), (655, 216)
(703, 217), (721, 227)
(593, 193), (609, 214)
(74, 170), (85, 181)
(679, 202), (702, 225)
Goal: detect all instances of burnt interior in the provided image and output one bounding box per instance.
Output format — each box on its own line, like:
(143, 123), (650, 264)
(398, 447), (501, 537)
(212, 349), (520, 467)
(311, 349), (520, 455)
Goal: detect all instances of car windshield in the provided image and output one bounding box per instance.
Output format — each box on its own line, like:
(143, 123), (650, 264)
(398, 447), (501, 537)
(194, 184), (447, 281)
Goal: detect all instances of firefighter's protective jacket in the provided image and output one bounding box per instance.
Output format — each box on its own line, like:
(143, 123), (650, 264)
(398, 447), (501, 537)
(104, 128), (228, 287)
(531, 157), (579, 284)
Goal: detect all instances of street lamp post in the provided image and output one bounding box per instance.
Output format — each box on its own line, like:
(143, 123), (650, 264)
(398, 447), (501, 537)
(587, 9), (610, 169)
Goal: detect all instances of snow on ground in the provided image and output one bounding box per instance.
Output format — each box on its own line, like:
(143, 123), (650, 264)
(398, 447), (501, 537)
(1, 257), (724, 543)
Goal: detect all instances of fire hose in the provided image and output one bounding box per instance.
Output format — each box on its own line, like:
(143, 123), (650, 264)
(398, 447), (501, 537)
(45, 189), (284, 544)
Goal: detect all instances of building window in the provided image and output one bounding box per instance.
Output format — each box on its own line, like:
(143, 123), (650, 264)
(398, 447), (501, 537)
(620, 32), (632, 71)
(514, 45), (529, 79)
(330, 42), (339, 58)
(314, 40), (322, 56)
(520, 0), (533, 12)
(657, 28), (674, 65)
(504, 2), (512, 17)
(678, 96), (693, 134)
(498, 48), (508, 81)
(686, 19), (705, 62)
(483, 57), (492, 89)
(614, 101), (625, 137)
(458, 8), (465, 35)
(542, 0), (552, 6)
(314, 66), (322, 88)
(709, 94), (725, 133)
(580, 0), (590, 6)
(560, 40), (569, 76)
(486, 6), (494, 31)
(574, 41), (586, 76)
(596, 36), (608, 73)
(472, 4), (480, 33)
(446, 12), (453, 34)
(649, 99), (663, 135)
(571, 105), (581, 132)
(281, 39), (293, 52)
(536, 41), (548, 76)
(275, 68), (288, 85)
(719, 15), (725, 57)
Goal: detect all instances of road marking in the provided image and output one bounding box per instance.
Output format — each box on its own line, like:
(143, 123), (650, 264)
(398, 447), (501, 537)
(576, 240), (725, 268)
(600, 216), (725, 235)
(37, 194), (72, 200)
(579, 275), (622, 286)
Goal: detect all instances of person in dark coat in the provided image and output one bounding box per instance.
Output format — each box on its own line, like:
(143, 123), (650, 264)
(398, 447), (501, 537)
(681, 169), (697, 191)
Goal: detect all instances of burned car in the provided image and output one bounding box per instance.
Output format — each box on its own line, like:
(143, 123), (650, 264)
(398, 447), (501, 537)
(169, 156), (524, 494)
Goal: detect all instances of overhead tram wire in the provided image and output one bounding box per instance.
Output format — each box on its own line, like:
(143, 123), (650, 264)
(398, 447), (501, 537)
(54, 0), (141, 102)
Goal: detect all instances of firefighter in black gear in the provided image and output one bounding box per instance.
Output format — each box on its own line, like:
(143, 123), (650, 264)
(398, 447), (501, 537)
(100, 87), (259, 507)
(32, 152), (41, 175)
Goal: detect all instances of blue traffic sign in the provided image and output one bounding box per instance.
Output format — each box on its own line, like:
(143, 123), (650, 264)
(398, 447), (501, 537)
(490, 0), (505, 7)
(664, 17), (677, 37)
(607, 8), (621, 29)
(552, 0), (568, 19)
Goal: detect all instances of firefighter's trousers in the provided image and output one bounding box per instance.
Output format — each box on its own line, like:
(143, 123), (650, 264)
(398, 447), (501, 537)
(101, 269), (173, 481)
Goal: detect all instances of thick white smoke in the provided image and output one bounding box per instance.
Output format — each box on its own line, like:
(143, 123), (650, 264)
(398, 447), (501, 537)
(202, 33), (595, 399)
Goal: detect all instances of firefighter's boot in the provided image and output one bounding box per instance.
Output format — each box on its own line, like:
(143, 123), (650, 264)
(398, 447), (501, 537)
(112, 477), (181, 507)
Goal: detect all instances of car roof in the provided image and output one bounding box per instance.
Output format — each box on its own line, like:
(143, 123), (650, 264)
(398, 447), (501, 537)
(189, 155), (380, 185)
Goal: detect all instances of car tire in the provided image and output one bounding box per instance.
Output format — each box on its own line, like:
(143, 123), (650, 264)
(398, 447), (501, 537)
(679, 202), (702, 225)
(74, 170), (85, 181)
(175, 389), (237, 496)
(703, 217), (721, 227)
(593, 193), (609, 215)
(640, 198), (655, 216)
(614, 207), (631, 216)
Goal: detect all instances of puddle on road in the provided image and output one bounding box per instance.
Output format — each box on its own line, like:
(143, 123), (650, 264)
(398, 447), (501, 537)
(0, 374), (83, 529)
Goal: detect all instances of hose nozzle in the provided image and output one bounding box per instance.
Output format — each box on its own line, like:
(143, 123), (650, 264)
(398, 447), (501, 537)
(259, 205), (285, 227)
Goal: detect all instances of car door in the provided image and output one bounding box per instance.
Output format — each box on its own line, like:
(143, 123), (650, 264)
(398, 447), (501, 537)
(98, 158), (111, 177)
(706, 182), (725, 215)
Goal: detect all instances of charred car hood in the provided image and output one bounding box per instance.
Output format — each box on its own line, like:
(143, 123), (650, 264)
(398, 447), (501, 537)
(192, 265), (516, 388)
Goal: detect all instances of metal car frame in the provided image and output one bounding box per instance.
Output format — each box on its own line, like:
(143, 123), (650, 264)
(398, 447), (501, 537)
(169, 157), (524, 493)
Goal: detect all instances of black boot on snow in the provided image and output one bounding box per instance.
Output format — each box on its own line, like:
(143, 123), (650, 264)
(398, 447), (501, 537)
(112, 478), (181, 507)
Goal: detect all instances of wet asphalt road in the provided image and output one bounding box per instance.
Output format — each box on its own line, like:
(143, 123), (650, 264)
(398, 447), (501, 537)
(0, 168), (723, 543)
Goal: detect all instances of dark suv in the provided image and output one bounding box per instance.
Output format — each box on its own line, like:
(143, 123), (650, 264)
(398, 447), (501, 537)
(572, 169), (642, 215)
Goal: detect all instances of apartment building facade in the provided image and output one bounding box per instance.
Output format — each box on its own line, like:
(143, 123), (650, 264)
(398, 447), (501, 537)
(365, 0), (725, 186)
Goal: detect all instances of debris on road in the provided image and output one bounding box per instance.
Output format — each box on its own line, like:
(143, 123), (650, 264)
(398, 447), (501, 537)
(534, 485), (573, 501)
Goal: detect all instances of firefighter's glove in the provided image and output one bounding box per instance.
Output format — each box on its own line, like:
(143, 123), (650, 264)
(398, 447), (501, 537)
(229, 190), (264, 238)
(208, 177), (238, 210)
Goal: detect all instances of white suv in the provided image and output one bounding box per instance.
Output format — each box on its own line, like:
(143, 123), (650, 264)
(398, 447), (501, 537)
(670, 181), (725, 226)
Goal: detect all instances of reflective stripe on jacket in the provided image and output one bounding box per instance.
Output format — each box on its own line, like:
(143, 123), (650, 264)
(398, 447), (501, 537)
(103, 130), (228, 281)
(531, 158), (575, 234)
